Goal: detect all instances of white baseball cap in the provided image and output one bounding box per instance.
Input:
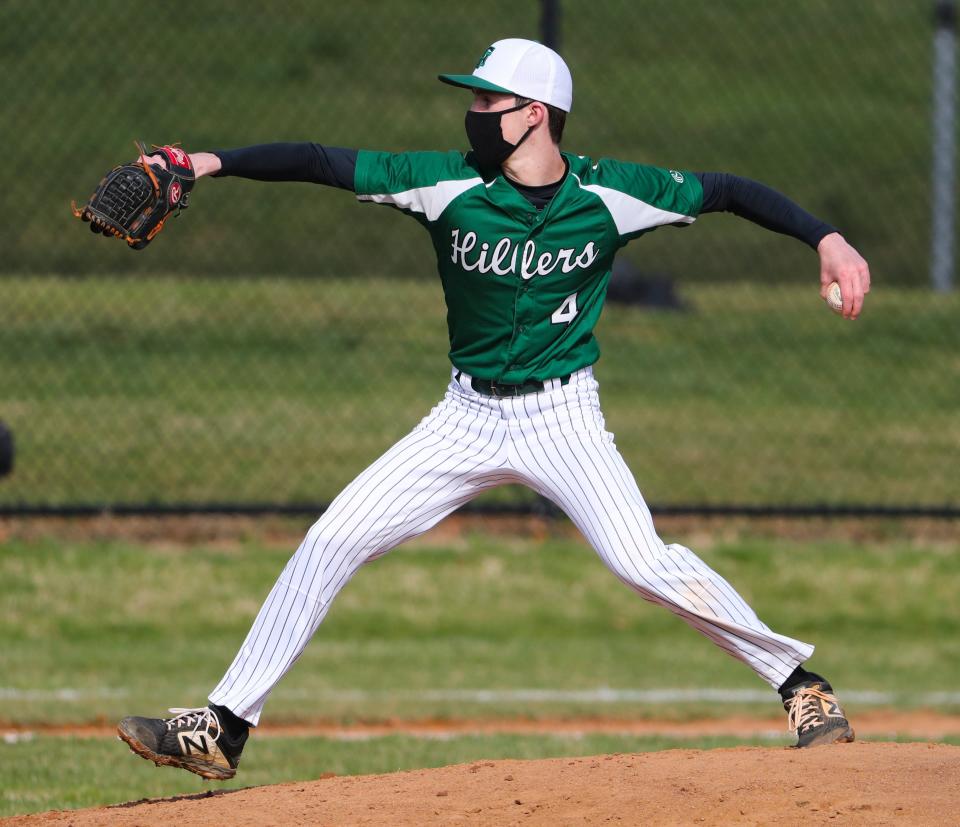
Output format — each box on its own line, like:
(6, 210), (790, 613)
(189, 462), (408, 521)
(439, 38), (573, 112)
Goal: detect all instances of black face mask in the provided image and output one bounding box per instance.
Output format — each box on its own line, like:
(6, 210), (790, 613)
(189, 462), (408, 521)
(465, 102), (534, 168)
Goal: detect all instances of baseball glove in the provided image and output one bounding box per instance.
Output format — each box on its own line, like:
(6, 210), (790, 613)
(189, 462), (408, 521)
(72, 142), (196, 250)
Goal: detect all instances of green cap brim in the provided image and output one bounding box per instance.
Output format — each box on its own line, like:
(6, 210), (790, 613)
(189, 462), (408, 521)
(438, 74), (515, 95)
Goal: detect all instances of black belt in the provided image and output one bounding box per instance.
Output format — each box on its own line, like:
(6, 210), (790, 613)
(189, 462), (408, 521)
(455, 371), (571, 397)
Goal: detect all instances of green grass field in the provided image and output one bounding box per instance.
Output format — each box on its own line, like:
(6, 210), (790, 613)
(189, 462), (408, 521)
(2, 531), (958, 714)
(2, 278), (957, 508)
(1, 528), (958, 815)
(5, 531), (959, 727)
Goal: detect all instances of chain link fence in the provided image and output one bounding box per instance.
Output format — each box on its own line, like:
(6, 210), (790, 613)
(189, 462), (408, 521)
(1, 0), (957, 514)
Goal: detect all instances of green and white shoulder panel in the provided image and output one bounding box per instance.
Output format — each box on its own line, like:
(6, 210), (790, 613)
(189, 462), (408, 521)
(568, 154), (703, 242)
(354, 150), (483, 222)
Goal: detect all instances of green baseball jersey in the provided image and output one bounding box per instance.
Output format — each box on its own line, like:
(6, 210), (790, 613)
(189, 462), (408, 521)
(354, 150), (703, 383)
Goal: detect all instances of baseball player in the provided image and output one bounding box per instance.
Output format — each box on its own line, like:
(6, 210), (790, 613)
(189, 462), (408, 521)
(117, 38), (870, 780)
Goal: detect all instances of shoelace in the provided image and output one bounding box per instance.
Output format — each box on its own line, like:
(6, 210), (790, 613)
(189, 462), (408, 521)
(165, 707), (222, 741)
(786, 686), (836, 734)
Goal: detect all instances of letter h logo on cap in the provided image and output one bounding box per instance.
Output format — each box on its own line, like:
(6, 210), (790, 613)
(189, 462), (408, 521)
(475, 46), (495, 69)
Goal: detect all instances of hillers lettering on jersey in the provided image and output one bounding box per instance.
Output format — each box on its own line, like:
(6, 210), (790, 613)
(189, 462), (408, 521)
(450, 228), (600, 279)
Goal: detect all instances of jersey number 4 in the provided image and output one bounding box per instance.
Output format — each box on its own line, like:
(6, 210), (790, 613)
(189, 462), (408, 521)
(551, 292), (579, 326)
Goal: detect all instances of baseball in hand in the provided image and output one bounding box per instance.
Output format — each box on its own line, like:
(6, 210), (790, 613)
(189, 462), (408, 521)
(825, 281), (843, 314)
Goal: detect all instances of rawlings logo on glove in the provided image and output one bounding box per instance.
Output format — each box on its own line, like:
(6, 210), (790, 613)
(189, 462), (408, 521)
(72, 141), (196, 250)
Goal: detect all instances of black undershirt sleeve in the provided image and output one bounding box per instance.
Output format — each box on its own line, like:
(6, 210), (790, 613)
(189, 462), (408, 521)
(694, 172), (835, 250)
(211, 143), (358, 191)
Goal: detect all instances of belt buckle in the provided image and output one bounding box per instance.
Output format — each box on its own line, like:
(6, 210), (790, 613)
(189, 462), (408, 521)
(488, 381), (507, 397)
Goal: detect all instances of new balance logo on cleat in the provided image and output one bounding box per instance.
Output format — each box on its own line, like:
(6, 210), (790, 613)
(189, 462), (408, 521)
(783, 680), (855, 748)
(824, 699), (845, 718)
(178, 731), (212, 755)
(118, 706), (247, 780)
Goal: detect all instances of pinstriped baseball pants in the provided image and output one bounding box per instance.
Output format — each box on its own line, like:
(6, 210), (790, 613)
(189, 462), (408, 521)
(209, 367), (814, 725)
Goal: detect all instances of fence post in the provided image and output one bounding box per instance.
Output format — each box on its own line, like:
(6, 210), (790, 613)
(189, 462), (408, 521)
(540, 0), (561, 50)
(931, 0), (957, 292)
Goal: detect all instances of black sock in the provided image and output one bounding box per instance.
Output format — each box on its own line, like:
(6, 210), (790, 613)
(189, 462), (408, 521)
(778, 666), (826, 698)
(209, 703), (251, 740)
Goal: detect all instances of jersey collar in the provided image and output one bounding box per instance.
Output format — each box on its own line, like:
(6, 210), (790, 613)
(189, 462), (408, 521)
(484, 153), (575, 222)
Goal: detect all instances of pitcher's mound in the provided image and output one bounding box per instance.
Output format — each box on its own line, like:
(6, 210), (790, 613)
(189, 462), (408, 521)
(8, 742), (959, 826)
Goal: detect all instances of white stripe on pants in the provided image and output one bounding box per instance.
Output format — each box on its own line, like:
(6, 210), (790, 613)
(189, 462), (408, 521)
(209, 368), (813, 724)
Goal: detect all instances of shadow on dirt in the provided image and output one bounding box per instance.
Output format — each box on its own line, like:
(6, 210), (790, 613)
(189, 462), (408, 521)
(109, 787), (250, 810)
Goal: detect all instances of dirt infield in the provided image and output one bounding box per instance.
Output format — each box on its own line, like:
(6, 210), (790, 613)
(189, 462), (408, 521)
(7, 742), (959, 826)
(3, 512), (958, 548)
